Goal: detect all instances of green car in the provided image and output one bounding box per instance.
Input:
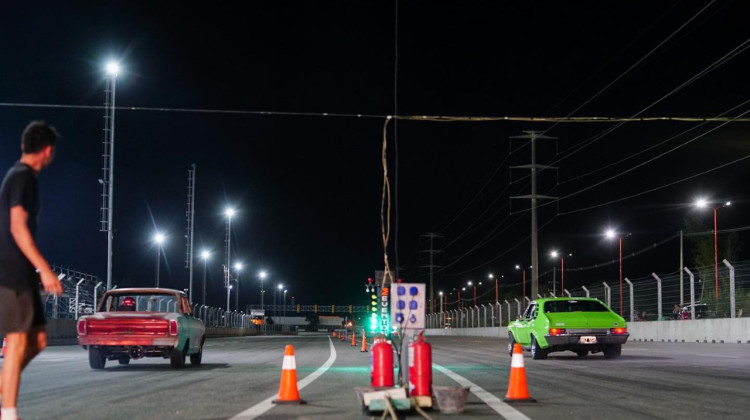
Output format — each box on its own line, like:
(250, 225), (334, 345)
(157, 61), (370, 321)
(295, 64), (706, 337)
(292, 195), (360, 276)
(507, 297), (629, 359)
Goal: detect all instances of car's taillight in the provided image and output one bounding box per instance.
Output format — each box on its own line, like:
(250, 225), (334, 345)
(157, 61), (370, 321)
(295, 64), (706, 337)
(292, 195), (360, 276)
(169, 320), (178, 335)
(610, 327), (627, 335)
(549, 328), (567, 335)
(77, 319), (87, 335)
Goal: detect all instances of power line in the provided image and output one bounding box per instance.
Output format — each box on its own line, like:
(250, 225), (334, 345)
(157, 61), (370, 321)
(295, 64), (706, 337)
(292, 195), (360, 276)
(3, 102), (750, 123)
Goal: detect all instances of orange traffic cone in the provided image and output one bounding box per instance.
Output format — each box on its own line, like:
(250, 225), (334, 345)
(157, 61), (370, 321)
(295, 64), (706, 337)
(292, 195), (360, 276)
(1, 337), (6, 358)
(351, 329), (357, 347)
(360, 330), (368, 352)
(504, 343), (535, 402)
(332, 331), (337, 338)
(273, 345), (305, 404)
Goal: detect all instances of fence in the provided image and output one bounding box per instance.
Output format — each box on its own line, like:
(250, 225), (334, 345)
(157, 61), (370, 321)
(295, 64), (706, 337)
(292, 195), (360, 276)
(426, 259), (750, 328)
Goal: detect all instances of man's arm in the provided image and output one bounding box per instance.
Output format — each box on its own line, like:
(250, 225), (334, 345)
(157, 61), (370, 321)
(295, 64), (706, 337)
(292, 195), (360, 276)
(9, 205), (62, 295)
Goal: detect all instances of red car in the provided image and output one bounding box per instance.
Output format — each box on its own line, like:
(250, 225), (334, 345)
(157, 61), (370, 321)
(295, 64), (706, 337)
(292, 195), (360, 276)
(77, 288), (205, 369)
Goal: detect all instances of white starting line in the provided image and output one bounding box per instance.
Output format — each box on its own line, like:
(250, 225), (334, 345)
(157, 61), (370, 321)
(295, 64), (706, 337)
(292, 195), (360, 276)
(433, 363), (532, 420)
(229, 336), (337, 420)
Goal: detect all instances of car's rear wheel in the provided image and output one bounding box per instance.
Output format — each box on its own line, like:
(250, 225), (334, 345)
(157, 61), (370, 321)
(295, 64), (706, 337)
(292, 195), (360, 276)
(531, 336), (548, 360)
(89, 347), (106, 369)
(170, 345), (186, 368)
(603, 344), (621, 359)
(508, 333), (516, 356)
(118, 356), (130, 365)
(190, 341), (203, 366)
(576, 350), (588, 357)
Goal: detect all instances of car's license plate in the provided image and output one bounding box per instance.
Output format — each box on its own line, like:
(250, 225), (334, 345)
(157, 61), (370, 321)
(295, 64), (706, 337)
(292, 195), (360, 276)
(579, 336), (597, 344)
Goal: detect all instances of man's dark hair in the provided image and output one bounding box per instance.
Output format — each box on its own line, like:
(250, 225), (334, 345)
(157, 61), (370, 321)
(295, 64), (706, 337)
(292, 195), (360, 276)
(22, 121), (59, 153)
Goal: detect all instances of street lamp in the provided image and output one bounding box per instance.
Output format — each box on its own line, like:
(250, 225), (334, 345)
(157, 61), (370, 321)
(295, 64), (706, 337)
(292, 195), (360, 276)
(283, 289), (288, 323)
(259, 271), (267, 310)
(467, 281), (476, 306)
(439, 291), (444, 313)
(695, 198), (731, 298)
(274, 283), (283, 318)
(605, 229), (629, 315)
(515, 264), (527, 301)
(234, 262), (243, 312)
(200, 250), (210, 305)
(550, 251), (570, 296)
(224, 207), (235, 313)
(103, 61), (120, 291)
(153, 232), (165, 288)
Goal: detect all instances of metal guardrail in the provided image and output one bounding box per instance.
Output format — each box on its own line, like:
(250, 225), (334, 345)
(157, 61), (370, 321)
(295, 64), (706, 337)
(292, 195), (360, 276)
(426, 260), (750, 328)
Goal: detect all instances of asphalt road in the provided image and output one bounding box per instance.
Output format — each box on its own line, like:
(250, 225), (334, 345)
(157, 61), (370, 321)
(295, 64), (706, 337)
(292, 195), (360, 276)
(5, 334), (750, 419)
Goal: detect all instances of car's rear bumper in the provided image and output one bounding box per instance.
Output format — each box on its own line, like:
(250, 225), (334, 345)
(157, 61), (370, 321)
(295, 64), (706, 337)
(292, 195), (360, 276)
(78, 336), (178, 347)
(545, 333), (629, 346)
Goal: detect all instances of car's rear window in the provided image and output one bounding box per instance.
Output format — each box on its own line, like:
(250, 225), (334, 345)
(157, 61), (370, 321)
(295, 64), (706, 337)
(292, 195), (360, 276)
(544, 300), (609, 313)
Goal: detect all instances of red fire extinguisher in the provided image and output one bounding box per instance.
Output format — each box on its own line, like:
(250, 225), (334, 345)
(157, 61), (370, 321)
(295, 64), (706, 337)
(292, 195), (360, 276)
(371, 338), (394, 387)
(408, 330), (432, 397)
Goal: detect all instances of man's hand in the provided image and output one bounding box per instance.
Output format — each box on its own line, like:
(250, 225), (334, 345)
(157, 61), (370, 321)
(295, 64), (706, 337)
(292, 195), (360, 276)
(40, 268), (63, 296)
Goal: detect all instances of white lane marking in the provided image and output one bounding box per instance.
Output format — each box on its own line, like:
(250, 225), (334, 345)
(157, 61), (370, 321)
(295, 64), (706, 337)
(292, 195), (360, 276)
(229, 337), (337, 420)
(433, 363), (531, 420)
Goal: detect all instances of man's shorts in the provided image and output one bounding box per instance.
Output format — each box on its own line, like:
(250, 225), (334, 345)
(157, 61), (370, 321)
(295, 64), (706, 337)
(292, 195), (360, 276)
(0, 286), (47, 334)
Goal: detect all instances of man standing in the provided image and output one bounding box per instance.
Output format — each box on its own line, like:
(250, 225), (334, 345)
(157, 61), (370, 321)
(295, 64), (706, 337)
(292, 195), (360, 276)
(0, 121), (63, 420)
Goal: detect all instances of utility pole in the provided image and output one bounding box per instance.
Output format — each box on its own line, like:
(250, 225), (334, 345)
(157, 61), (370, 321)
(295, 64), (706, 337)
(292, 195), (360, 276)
(419, 233), (442, 314)
(185, 164), (196, 302)
(510, 131), (557, 300)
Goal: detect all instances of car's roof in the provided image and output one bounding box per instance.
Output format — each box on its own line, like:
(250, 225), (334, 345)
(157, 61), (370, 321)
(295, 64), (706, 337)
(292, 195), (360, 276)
(533, 297), (602, 303)
(105, 287), (185, 295)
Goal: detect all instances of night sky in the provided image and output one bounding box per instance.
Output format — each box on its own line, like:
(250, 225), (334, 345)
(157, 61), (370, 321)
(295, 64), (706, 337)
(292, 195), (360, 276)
(1, 1), (748, 310)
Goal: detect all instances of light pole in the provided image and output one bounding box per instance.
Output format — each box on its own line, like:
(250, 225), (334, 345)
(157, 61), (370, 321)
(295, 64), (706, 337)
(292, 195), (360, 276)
(224, 207), (235, 313)
(154, 233), (165, 288)
(467, 281), (476, 306)
(234, 262), (243, 312)
(283, 289), (288, 323)
(605, 229), (628, 315)
(695, 198), (731, 298)
(103, 61), (119, 291)
(439, 291), (444, 313)
(274, 283), (283, 319)
(259, 271), (267, 310)
(201, 250), (210, 305)
(550, 251), (570, 296)
(515, 264), (527, 301)
(489, 273), (498, 303)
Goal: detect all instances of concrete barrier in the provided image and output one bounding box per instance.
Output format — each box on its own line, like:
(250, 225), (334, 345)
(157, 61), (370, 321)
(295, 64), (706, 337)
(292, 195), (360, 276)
(49, 318), (749, 345)
(627, 318), (750, 344)
(425, 318), (750, 344)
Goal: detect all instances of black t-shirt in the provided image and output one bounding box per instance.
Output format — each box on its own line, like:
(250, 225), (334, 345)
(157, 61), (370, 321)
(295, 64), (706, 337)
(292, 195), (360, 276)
(0, 161), (40, 290)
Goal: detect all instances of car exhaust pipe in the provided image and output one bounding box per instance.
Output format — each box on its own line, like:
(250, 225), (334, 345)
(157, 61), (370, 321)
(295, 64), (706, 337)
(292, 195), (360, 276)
(129, 346), (144, 359)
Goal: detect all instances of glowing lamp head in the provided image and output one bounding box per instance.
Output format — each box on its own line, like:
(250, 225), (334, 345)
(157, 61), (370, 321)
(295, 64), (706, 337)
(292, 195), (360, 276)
(105, 61), (120, 76)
